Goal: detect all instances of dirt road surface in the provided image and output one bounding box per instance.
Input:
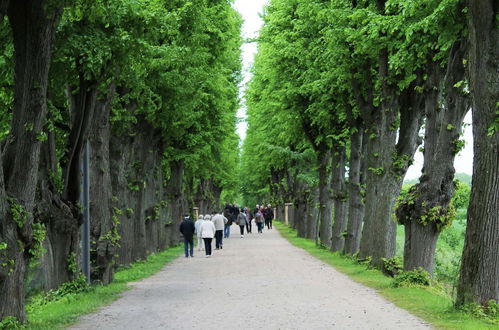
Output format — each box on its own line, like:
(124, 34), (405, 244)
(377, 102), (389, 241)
(70, 224), (431, 329)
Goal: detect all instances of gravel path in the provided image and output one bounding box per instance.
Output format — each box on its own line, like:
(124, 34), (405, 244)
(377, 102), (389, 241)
(70, 224), (431, 330)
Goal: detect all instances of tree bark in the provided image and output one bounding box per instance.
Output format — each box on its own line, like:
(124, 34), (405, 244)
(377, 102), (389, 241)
(292, 176), (314, 238)
(317, 148), (333, 247)
(36, 134), (80, 291)
(359, 88), (424, 266)
(89, 86), (116, 284)
(109, 119), (171, 266)
(307, 189), (319, 240)
(167, 160), (185, 245)
(0, 0), (61, 322)
(358, 106), (398, 262)
(331, 145), (348, 252)
(457, 0), (499, 306)
(292, 179), (307, 236)
(344, 128), (365, 255)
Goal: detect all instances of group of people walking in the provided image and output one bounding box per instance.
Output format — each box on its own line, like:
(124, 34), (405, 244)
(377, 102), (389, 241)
(179, 203), (275, 258)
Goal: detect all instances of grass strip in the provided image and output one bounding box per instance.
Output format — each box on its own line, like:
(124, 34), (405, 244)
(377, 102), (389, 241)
(274, 221), (495, 330)
(25, 245), (182, 330)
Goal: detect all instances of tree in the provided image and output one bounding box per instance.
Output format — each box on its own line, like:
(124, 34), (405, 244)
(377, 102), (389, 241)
(456, 0), (498, 306)
(353, 0), (425, 266)
(0, 0), (63, 321)
(392, 0), (469, 275)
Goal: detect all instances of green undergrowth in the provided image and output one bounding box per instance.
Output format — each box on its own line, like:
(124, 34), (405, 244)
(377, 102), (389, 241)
(23, 245), (182, 330)
(274, 221), (496, 330)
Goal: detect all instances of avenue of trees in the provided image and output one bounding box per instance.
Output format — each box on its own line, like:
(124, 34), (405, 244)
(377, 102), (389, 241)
(0, 0), (241, 322)
(241, 0), (497, 308)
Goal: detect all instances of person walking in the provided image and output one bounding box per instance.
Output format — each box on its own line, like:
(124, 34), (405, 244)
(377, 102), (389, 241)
(199, 214), (216, 257)
(253, 204), (260, 220)
(264, 204), (274, 229)
(195, 214), (205, 251)
(231, 203), (240, 228)
(245, 207), (252, 234)
(237, 209), (246, 238)
(223, 205), (233, 238)
(212, 211), (227, 250)
(179, 214), (196, 258)
(255, 209), (264, 233)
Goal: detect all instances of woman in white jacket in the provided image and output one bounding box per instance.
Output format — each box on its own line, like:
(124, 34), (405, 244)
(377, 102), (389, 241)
(199, 215), (216, 257)
(194, 215), (205, 251)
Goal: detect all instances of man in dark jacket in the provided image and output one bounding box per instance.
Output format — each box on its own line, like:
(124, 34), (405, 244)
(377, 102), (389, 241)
(264, 204), (274, 229)
(179, 214), (196, 257)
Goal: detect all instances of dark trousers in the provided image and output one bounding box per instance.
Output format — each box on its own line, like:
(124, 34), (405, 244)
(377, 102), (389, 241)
(183, 238), (194, 257)
(203, 238), (213, 255)
(266, 218), (272, 229)
(224, 224), (231, 238)
(246, 220), (252, 233)
(239, 225), (245, 235)
(215, 230), (223, 248)
(257, 222), (263, 233)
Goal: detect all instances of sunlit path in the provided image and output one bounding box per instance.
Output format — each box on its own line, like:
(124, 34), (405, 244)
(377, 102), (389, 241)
(69, 224), (430, 329)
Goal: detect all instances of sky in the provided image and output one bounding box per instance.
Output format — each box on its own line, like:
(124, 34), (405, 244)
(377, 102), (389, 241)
(232, 0), (473, 180)
(233, 0), (267, 142)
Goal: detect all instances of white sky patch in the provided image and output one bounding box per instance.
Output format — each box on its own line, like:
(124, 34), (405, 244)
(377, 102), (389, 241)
(233, 0), (267, 142)
(232, 1), (472, 178)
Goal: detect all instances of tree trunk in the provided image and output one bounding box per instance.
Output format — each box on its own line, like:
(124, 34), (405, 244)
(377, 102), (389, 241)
(356, 0), (423, 267)
(344, 128), (365, 255)
(307, 188), (319, 240)
(62, 77), (97, 203)
(167, 160), (185, 245)
(211, 182), (222, 212)
(457, 0), (499, 306)
(194, 178), (211, 215)
(359, 89), (424, 266)
(110, 119), (170, 266)
(397, 44), (469, 275)
(358, 111), (398, 261)
(0, 0), (61, 322)
(89, 86), (116, 284)
(358, 31), (398, 261)
(359, 42), (424, 266)
(292, 181), (305, 235)
(36, 134), (80, 291)
(317, 149), (332, 247)
(109, 132), (134, 266)
(331, 145), (348, 252)
(293, 181), (309, 237)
